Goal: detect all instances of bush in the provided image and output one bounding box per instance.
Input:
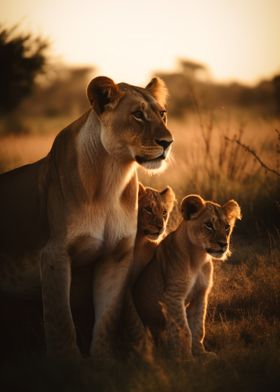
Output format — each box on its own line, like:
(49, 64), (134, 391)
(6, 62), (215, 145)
(0, 25), (48, 115)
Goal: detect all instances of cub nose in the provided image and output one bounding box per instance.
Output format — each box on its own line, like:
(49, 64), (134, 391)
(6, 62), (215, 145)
(217, 241), (227, 249)
(155, 138), (173, 151)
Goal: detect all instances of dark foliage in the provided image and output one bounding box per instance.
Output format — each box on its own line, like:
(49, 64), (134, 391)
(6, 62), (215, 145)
(0, 25), (48, 114)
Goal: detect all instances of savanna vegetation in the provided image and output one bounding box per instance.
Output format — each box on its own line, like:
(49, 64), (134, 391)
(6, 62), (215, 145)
(0, 29), (279, 391)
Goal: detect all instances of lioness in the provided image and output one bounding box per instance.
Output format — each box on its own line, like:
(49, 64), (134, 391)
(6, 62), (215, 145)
(0, 76), (173, 359)
(132, 194), (241, 360)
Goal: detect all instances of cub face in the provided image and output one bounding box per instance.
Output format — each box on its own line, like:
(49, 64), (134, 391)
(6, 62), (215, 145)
(181, 194), (242, 259)
(137, 183), (175, 241)
(87, 76), (173, 171)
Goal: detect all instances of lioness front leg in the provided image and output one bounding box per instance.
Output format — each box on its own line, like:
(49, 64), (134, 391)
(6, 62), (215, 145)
(162, 295), (193, 360)
(90, 241), (133, 360)
(40, 242), (80, 359)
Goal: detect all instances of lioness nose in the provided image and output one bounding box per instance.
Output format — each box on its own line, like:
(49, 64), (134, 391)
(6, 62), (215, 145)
(155, 138), (173, 150)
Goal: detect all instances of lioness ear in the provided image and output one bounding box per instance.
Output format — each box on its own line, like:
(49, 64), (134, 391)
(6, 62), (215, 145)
(87, 76), (122, 115)
(181, 194), (205, 220)
(160, 186), (175, 209)
(145, 77), (168, 106)
(223, 200), (242, 222)
(138, 182), (146, 200)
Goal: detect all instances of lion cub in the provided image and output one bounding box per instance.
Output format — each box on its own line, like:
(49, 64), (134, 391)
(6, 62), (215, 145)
(132, 194), (241, 359)
(131, 183), (175, 282)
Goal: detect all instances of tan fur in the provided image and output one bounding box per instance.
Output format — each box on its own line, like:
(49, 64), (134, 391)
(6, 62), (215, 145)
(120, 184), (175, 363)
(0, 76), (173, 360)
(145, 78), (168, 107)
(132, 183), (175, 282)
(132, 194), (241, 360)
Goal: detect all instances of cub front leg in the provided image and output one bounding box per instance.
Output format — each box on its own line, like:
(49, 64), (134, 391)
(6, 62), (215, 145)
(90, 238), (134, 361)
(40, 242), (80, 359)
(187, 289), (209, 356)
(124, 290), (155, 364)
(187, 262), (216, 358)
(161, 294), (193, 360)
(187, 291), (217, 360)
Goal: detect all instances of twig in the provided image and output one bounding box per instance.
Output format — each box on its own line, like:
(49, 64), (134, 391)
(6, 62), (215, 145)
(225, 136), (280, 178)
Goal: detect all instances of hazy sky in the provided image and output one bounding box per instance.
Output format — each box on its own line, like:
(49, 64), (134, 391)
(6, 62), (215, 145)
(1, 0), (280, 85)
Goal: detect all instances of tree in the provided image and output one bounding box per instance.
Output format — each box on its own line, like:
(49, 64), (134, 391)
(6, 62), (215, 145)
(179, 59), (208, 79)
(0, 25), (48, 114)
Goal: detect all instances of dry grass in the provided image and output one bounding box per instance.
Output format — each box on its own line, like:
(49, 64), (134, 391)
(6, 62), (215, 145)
(141, 111), (279, 200)
(0, 133), (55, 172)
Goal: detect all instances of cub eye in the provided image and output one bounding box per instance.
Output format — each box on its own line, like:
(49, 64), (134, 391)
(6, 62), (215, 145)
(204, 222), (214, 231)
(144, 207), (153, 215)
(133, 110), (145, 121)
(162, 209), (168, 217)
(225, 224), (231, 233)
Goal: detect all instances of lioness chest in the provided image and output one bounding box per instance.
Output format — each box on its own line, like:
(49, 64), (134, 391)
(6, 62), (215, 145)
(67, 199), (137, 266)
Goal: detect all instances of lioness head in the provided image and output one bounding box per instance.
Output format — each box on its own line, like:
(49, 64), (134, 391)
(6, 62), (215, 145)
(138, 183), (175, 240)
(181, 194), (241, 259)
(87, 76), (173, 171)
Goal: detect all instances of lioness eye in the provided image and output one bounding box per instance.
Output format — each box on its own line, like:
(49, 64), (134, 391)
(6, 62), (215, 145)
(133, 111), (145, 121)
(159, 110), (167, 119)
(162, 209), (167, 217)
(204, 222), (213, 231)
(225, 224), (231, 233)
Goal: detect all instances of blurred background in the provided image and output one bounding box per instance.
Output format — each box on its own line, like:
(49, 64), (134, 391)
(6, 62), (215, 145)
(0, 1), (280, 390)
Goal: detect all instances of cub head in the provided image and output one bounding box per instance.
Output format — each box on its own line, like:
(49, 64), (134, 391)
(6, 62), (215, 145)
(137, 183), (175, 241)
(180, 194), (241, 259)
(87, 76), (173, 171)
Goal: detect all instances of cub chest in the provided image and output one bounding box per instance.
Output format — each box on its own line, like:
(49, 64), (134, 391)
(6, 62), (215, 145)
(185, 262), (212, 303)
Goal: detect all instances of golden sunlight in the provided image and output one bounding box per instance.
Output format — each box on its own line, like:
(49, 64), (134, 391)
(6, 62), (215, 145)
(1, 1), (280, 390)
(1, 0), (280, 84)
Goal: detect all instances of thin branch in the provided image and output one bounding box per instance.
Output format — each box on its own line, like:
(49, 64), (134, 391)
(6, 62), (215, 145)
(225, 136), (280, 178)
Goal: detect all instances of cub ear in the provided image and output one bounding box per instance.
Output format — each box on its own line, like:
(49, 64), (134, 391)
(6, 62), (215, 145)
(145, 77), (168, 107)
(160, 186), (175, 209)
(87, 76), (123, 115)
(223, 200), (242, 222)
(138, 182), (146, 200)
(181, 194), (205, 220)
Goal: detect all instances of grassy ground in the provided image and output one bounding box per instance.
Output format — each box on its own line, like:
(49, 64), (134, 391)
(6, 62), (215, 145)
(0, 111), (279, 391)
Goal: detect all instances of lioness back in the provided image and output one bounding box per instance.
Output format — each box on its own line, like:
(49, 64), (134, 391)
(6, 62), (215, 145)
(0, 159), (48, 253)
